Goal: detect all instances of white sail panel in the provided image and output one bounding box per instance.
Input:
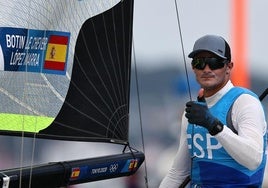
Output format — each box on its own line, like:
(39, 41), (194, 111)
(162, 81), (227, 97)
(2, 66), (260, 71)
(0, 0), (121, 132)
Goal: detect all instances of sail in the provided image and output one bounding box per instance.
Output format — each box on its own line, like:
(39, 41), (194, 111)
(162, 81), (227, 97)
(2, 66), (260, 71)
(0, 0), (145, 187)
(0, 0), (133, 144)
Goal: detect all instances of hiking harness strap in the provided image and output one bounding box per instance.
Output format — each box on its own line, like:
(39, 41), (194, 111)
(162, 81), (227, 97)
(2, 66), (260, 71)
(226, 103), (238, 134)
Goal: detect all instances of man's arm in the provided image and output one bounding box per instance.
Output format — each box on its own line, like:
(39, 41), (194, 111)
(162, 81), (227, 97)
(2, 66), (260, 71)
(215, 94), (266, 170)
(159, 115), (191, 188)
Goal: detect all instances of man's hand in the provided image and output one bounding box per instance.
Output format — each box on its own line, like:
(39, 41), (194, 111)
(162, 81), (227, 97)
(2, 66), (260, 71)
(185, 101), (223, 135)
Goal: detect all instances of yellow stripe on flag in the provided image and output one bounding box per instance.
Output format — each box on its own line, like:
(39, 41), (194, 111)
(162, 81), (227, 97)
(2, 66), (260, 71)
(45, 44), (67, 62)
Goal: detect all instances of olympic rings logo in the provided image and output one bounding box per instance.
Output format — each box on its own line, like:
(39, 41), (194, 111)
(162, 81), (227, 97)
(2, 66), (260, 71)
(109, 164), (119, 173)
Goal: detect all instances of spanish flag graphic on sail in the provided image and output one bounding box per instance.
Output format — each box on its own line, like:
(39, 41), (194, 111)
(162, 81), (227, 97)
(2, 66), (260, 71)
(44, 35), (69, 71)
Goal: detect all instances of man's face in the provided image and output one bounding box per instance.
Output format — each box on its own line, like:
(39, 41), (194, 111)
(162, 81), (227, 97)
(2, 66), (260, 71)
(192, 51), (233, 96)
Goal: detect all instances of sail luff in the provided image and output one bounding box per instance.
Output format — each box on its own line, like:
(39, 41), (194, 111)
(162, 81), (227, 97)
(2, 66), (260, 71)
(124, 0), (134, 140)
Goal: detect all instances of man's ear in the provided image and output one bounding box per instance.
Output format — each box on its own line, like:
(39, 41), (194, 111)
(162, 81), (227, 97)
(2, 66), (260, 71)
(227, 61), (233, 69)
(226, 61), (233, 74)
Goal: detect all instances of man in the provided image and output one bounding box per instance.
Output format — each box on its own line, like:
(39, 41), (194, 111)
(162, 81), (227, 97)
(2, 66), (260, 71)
(159, 35), (267, 187)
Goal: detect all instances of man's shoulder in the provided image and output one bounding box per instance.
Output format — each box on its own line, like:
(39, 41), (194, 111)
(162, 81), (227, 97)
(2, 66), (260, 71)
(228, 87), (258, 99)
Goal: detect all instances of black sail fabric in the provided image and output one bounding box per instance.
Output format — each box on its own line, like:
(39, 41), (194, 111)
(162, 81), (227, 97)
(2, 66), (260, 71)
(0, 0), (134, 144)
(40, 0), (133, 143)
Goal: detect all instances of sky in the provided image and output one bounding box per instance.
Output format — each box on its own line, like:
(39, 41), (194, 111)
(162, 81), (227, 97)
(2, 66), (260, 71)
(133, 0), (268, 77)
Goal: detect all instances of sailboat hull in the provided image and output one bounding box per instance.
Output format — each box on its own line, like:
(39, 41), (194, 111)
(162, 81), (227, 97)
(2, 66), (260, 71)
(0, 151), (144, 188)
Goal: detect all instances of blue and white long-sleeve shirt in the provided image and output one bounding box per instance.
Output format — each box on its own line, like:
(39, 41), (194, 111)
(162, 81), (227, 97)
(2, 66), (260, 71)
(159, 81), (267, 188)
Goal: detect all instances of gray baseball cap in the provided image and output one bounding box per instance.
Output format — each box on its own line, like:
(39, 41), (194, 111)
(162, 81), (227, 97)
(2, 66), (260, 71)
(188, 35), (231, 60)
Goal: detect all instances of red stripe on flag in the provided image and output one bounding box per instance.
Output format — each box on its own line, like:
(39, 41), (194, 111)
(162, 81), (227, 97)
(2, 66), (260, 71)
(44, 61), (65, 71)
(49, 35), (69, 45)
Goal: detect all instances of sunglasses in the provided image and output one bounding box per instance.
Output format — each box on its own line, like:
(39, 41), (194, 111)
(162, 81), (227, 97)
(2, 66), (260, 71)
(191, 57), (229, 70)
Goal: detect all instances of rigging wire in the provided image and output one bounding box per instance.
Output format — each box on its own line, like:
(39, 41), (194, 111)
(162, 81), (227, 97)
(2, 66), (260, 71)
(132, 39), (149, 188)
(19, 132), (25, 188)
(24, 1), (35, 187)
(28, 133), (37, 188)
(174, 1), (193, 187)
(174, 0), (192, 101)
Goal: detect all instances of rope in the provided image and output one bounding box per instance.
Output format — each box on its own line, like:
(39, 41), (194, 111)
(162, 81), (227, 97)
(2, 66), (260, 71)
(174, 0), (193, 187)
(132, 38), (149, 188)
(174, 0), (192, 101)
